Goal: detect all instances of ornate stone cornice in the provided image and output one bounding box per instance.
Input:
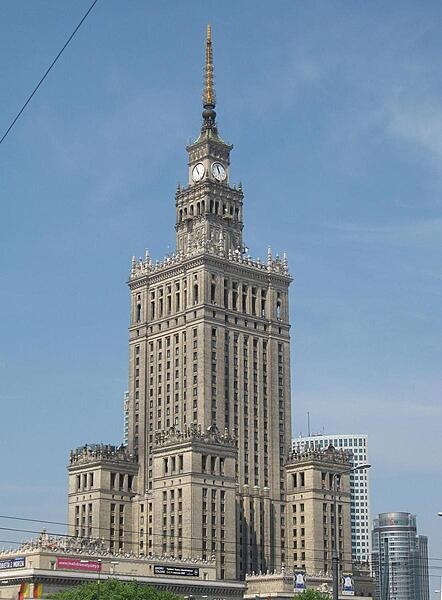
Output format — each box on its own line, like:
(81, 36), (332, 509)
(153, 423), (237, 450)
(286, 446), (351, 467)
(68, 443), (138, 467)
(128, 247), (291, 286)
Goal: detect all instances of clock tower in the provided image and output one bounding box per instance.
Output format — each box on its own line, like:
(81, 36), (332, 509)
(176, 25), (244, 257)
(69, 25), (293, 584)
(127, 24), (292, 579)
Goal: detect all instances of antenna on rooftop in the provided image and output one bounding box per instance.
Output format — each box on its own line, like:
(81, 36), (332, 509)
(307, 411), (311, 436)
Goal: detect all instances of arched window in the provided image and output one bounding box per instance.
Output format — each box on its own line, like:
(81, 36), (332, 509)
(193, 284), (199, 304)
(136, 303), (142, 322)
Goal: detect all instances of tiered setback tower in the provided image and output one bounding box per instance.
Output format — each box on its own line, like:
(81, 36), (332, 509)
(127, 26), (292, 579)
(293, 433), (371, 564)
(285, 446), (352, 577)
(69, 26), (292, 581)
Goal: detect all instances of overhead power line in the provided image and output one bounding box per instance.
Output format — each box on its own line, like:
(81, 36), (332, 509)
(0, 0), (99, 146)
(2, 514), (441, 571)
(1, 521), (442, 573)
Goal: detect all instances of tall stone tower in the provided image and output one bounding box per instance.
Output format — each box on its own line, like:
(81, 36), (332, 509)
(68, 26), (292, 582)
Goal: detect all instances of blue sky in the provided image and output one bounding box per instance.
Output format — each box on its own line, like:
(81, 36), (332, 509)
(1, 0), (441, 580)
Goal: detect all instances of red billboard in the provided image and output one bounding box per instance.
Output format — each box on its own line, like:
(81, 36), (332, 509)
(56, 557), (101, 572)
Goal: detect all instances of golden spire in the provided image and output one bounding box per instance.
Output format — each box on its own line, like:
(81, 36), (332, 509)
(204, 24), (215, 107)
(201, 25), (217, 133)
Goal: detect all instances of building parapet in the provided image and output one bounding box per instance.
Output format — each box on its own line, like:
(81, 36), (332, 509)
(286, 445), (351, 467)
(154, 423), (236, 449)
(245, 566), (374, 599)
(129, 245), (290, 281)
(246, 565), (333, 579)
(0, 530), (106, 556)
(68, 443), (138, 466)
(0, 531), (215, 566)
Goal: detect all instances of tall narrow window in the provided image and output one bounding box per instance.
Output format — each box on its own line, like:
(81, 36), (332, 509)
(211, 276), (216, 303)
(232, 282), (238, 310)
(251, 288), (257, 315)
(242, 285), (247, 312)
(261, 291), (266, 317)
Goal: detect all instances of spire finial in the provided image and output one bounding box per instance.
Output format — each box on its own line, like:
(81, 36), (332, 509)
(202, 24), (217, 132)
(204, 24), (215, 107)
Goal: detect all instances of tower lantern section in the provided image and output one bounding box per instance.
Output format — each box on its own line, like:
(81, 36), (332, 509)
(176, 134), (244, 257)
(175, 24), (244, 258)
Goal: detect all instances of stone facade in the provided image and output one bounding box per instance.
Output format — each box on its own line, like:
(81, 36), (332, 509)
(292, 433), (371, 564)
(245, 566), (374, 600)
(285, 446), (353, 577)
(68, 444), (138, 552)
(0, 531), (244, 600)
(67, 27), (292, 582)
(63, 28), (371, 592)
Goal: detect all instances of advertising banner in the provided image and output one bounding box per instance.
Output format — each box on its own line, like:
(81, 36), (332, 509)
(0, 557), (26, 570)
(342, 574), (355, 596)
(153, 565), (199, 577)
(56, 557), (101, 572)
(294, 571), (306, 591)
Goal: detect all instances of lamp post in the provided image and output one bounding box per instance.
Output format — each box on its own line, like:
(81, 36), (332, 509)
(97, 558), (102, 600)
(332, 463), (371, 600)
(436, 517), (442, 600)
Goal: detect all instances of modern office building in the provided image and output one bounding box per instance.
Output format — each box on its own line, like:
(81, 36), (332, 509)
(68, 26), (292, 582)
(293, 433), (371, 564)
(372, 512), (429, 600)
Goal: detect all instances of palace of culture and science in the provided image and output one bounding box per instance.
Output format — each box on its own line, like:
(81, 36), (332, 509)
(67, 27), (354, 586)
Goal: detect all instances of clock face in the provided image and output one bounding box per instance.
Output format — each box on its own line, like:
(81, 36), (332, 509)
(192, 163), (205, 182)
(211, 162), (227, 181)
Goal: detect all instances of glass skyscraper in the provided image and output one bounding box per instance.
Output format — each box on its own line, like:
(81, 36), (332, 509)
(372, 512), (429, 600)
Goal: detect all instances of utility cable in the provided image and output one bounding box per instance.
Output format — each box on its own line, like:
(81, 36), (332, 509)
(3, 524), (442, 575)
(0, 522), (358, 560)
(0, 0), (99, 146)
(2, 515), (441, 567)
